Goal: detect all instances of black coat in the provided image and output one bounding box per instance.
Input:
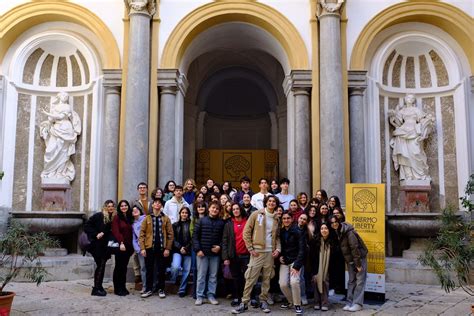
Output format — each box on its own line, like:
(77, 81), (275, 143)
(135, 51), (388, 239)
(192, 215), (225, 256)
(280, 224), (306, 271)
(84, 212), (112, 258)
(172, 220), (192, 254)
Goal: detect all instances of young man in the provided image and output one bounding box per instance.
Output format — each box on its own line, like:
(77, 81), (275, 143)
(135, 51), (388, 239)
(275, 178), (295, 211)
(193, 201), (225, 306)
(130, 182), (152, 290)
(139, 198), (174, 298)
(250, 178), (272, 210)
(163, 185), (190, 224)
(232, 195), (281, 314)
(233, 176), (254, 205)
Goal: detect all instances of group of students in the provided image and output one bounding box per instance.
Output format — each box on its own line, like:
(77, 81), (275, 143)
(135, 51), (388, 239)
(83, 176), (368, 314)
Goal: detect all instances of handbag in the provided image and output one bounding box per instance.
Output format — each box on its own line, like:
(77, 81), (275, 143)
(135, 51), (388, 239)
(107, 235), (120, 248)
(78, 231), (91, 255)
(223, 264), (233, 280)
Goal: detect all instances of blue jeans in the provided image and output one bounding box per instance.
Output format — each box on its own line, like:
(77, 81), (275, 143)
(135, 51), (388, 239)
(137, 253), (147, 290)
(196, 255), (220, 299)
(170, 253), (192, 294)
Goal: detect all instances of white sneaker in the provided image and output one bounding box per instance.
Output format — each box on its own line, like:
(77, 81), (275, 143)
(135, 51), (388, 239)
(343, 304), (351, 311)
(328, 289), (335, 296)
(195, 298), (203, 305)
(301, 297), (308, 306)
(140, 291), (152, 298)
(208, 296), (219, 305)
(348, 304), (363, 312)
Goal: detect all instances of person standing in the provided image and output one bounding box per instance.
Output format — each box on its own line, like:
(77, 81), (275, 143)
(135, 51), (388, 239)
(278, 212), (306, 315)
(170, 206), (193, 297)
(163, 185), (190, 224)
(163, 180), (177, 202)
(111, 200), (134, 296)
(183, 178), (198, 206)
(232, 195), (281, 314)
(222, 203), (249, 306)
(275, 178), (294, 210)
(139, 198), (174, 298)
(251, 178), (272, 210)
(131, 206), (146, 293)
(309, 223), (332, 311)
(233, 176), (254, 204)
(193, 201), (225, 306)
(84, 200), (115, 296)
(332, 217), (368, 312)
(241, 193), (257, 215)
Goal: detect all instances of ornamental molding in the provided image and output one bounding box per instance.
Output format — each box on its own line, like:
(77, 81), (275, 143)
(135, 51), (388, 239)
(125, 0), (156, 16)
(318, 0), (344, 17)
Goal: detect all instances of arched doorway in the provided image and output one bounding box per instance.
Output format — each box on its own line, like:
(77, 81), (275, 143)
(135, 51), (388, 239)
(158, 2), (311, 193)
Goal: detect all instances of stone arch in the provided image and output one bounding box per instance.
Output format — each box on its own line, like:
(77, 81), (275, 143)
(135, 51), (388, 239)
(160, 1), (309, 71)
(350, 1), (474, 73)
(0, 1), (120, 69)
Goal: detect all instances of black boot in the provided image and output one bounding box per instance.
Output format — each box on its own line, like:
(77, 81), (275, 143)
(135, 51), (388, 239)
(91, 287), (106, 296)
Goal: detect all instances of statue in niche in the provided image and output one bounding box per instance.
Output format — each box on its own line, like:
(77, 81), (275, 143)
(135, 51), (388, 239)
(40, 92), (81, 184)
(388, 94), (435, 183)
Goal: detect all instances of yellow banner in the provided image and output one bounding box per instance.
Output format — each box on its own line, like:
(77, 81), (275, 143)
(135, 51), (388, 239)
(345, 183), (385, 294)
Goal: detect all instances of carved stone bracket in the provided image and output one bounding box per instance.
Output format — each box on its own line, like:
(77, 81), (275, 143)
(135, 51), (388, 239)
(125, 0), (156, 16)
(317, 0), (344, 17)
(348, 70), (367, 96)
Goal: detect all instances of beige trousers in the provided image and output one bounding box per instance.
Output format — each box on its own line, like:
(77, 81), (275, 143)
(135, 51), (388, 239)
(241, 252), (274, 304)
(279, 263), (301, 306)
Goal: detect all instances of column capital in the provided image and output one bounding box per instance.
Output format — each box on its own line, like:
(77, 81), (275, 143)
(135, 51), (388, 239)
(125, 0), (156, 17)
(317, 0), (344, 18)
(157, 69), (188, 95)
(102, 69), (122, 88)
(348, 70), (367, 95)
(283, 70), (312, 96)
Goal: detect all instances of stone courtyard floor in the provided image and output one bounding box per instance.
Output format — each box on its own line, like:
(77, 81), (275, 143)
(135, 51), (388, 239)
(6, 280), (473, 315)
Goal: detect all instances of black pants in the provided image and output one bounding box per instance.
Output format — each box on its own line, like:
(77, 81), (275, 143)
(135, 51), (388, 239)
(113, 250), (132, 292)
(230, 255), (250, 300)
(145, 248), (167, 292)
(329, 246), (346, 294)
(93, 252), (109, 289)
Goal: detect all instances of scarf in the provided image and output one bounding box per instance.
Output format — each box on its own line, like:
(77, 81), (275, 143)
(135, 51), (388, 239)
(316, 237), (331, 293)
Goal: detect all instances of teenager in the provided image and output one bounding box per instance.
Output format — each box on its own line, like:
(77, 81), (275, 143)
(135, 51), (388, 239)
(84, 200), (115, 296)
(328, 195), (341, 215)
(328, 215), (347, 296)
(151, 187), (164, 200)
(269, 179), (281, 195)
(111, 200), (134, 296)
(131, 206), (146, 293)
(241, 193), (257, 215)
(278, 212), (305, 315)
(233, 176), (254, 204)
(190, 202), (208, 299)
(251, 178), (272, 210)
(309, 223), (332, 311)
(315, 190), (328, 204)
(297, 213), (309, 306)
(222, 203), (249, 306)
(163, 180), (177, 202)
(232, 195), (281, 314)
(296, 192), (309, 212)
(139, 198), (174, 298)
(163, 185), (190, 224)
(275, 178), (294, 210)
(193, 201), (225, 306)
(170, 206), (193, 297)
(288, 199), (303, 222)
(183, 178), (198, 206)
(317, 203), (330, 228)
(222, 181), (237, 200)
(332, 217), (368, 312)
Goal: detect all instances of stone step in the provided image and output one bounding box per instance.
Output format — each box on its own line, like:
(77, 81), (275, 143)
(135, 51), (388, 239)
(43, 248), (68, 257)
(385, 257), (440, 285)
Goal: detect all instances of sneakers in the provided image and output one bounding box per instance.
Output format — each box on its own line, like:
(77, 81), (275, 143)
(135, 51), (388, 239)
(208, 296), (219, 305)
(321, 306), (329, 311)
(342, 304), (352, 311)
(348, 304), (363, 312)
(231, 302), (248, 314)
(141, 291), (152, 298)
(231, 299), (241, 307)
(301, 297), (308, 306)
(158, 289), (166, 298)
(195, 298), (203, 306)
(280, 302), (293, 309)
(267, 294), (274, 305)
(260, 301), (271, 313)
(328, 289), (335, 296)
(313, 305), (321, 310)
(295, 305), (303, 315)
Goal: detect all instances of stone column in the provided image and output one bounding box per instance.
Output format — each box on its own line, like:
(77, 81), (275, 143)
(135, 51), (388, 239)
(102, 70), (122, 201)
(318, 0), (345, 197)
(283, 70), (312, 195)
(122, 0), (155, 199)
(348, 70), (368, 183)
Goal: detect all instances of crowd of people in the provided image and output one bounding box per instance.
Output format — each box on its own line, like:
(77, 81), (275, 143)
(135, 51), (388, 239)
(83, 176), (368, 314)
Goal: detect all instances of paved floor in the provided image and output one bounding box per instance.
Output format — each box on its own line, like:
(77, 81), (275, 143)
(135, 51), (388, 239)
(7, 280), (473, 315)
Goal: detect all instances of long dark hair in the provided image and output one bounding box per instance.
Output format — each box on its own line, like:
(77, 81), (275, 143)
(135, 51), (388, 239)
(328, 195), (341, 210)
(193, 201), (208, 219)
(179, 206), (191, 222)
(164, 180), (176, 194)
(117, 199), (133, 223)
(230, 202), (248, 219)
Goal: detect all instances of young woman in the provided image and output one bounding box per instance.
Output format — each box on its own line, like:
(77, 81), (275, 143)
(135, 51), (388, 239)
(288, 199), (304, 222)
(183, 178), (198, 205)
(222, 203), (249, 306)
(199, 185), (208, 196)
(209, 192), (220, 203)
(163, 180), (177, 202)
(309, 223), (333, 311)
(332, 207), (346, 223)
(222, 201), (233, 221)
(195, 192), (206, 205)
(297, 192), (309, 212)
(315, 190), (328, 204)
(84, 200), (116, 296)
(328, 215), (347, 296)
(269, 179), (281, 195)
(241, 193), (257, 215)
(279, 212), (306, 315)
(171, 206), (193, 297)
(222, 181), (237, 200)
(317, 203), (330, 228)
(151, 187), (164, 200)
(220, 194), (231, 209)
(131, 206), (146, 293)
(111, 200), (134, 296)
(306, 205), (318, 236)
(328, 196), (341, 215)
(212, 183), (222, 194)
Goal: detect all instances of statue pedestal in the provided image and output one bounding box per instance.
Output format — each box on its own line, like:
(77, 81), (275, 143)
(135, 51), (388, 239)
(41, 183), (72, 211)
(399, 180), (431, 212)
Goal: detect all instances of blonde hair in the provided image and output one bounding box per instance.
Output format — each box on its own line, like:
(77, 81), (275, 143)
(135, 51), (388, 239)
(183, 178), (198, 193)
(102, 200), (116, 224)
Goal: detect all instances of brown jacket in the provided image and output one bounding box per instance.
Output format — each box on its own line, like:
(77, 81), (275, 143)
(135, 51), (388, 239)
(139, 212), (174, 251)
(243, 208), (281, 253)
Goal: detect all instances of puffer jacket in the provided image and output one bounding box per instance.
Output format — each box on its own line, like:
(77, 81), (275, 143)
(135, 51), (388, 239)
(192, 215), (225, 256)
(172, 220), (192, 254)
(337, 222), (368, 268)
(280, 224), (306, 271)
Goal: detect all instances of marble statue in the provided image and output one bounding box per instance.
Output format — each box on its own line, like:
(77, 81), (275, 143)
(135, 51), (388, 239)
(40, 92), (81, 184)
(388, 94), (435, 183)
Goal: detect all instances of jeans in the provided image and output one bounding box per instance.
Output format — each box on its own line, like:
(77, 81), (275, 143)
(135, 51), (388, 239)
(136, 252), (147, 290)
(196, 255), (220, 299)
(300, 266), (307, 300)
(170, 253), (192, 294)
(279, 263), (301, 306)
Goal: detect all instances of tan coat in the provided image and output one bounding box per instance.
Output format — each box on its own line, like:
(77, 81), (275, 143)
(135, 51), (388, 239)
(243, 208), (281, 252)
(139, 213), (174, 251)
